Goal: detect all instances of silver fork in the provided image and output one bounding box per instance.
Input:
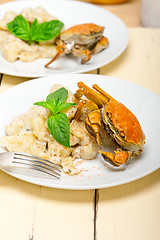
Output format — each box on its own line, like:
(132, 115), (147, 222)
(0, 152), (62, 179)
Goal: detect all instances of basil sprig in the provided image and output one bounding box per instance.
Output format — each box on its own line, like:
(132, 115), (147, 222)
(34, 88), (76, 148)
(7, 15), (64, 44)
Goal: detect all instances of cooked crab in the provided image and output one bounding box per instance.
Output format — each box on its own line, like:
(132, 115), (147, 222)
(74, 82), (145, 167)
(45, 23), (108, 67)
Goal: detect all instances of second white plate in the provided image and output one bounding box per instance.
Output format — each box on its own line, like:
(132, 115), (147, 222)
(0, 0), (129, 77)
(0, 74), (160, 189)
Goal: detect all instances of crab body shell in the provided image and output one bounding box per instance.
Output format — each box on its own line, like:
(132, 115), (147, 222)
(60, 23), (104, 47)
(101, 101), (145, 155)
(45, 23), (108, 67)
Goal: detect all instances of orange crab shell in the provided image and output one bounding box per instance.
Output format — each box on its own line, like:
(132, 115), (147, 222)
(61, 23), (104, 38)
(102, 100), (146, 151)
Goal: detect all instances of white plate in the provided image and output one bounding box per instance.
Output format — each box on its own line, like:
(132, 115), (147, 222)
(0, 0), (129, 77)
(0, 74), (160, 189)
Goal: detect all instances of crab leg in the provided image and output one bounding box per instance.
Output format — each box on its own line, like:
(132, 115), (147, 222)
(71, 48), (92, 64)
(85, 110), (102, 146)
(93, 84), (116, 101)
(74, 98), (101, 146)
(99, 149), (131, 166)
(75, 82), (109, 108)
(45, 44), (65, 68)
(92, 36), (109, 54)
(75, 100), (98, 120)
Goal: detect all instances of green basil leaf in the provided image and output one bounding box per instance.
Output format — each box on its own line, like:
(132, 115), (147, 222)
(31, 19), (64, 42)
(47, 113), (70, 148)
(46, 88), (68, 114)
(7, 15), (64, 44)
(30, 18), (38, 41)
(33, 101), (54, 112)
(57, 102), (76, 114)
(7, 15), (32, 43)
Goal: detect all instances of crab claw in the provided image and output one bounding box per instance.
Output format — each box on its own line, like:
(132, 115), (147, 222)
(99, 149), (131, 167)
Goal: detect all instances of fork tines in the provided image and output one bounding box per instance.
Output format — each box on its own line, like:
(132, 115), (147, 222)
(12, 152), (62, 179)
